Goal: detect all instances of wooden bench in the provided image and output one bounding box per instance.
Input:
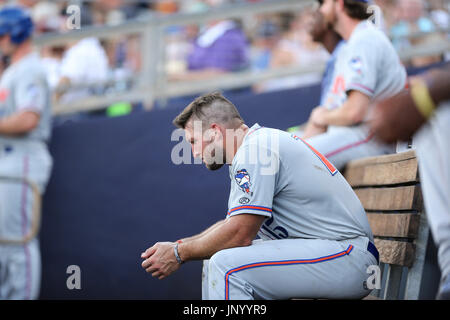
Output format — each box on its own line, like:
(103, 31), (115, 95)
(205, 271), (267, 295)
(343, 150), (429, 300)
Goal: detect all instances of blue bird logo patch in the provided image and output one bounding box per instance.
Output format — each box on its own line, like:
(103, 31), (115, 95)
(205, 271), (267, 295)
(235, 169), (252, 195)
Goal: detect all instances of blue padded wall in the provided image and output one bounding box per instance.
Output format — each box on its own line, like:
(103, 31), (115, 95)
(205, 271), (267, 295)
(39, 85), (321, 299)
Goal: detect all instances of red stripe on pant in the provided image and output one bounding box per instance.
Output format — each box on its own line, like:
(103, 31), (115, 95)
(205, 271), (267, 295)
(325, 134), (373, 158)
(20, 155), (32, 300)
(224, 245), (353, 300)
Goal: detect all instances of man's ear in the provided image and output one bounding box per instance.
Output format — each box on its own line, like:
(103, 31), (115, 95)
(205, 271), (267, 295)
(205, 123), (218, 142)
(210, 123), (220, 135)
(210, 123), (225, 142)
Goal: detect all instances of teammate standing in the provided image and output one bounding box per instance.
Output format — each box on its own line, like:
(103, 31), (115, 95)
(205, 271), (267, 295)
(0, 7), (53, 300)
(370, 64), (450, 299)
(302, 0), (407, 169)
(141, 92), (379, 300)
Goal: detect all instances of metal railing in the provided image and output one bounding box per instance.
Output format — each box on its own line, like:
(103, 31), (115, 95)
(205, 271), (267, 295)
(33, 0), (450, 115)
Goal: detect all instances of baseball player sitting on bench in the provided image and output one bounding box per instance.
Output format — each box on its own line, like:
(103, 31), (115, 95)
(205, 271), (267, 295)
(301, 0), (407, 170)
(141, 92), (379, 300)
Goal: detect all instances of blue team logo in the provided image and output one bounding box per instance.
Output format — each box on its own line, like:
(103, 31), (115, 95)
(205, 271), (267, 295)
(26, 84), (40, 100)
(235, 169), (252, 195)
(349, 57), (363, 75)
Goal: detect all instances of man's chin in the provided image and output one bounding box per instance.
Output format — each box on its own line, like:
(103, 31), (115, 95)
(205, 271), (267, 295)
(205, 162), (225, 171)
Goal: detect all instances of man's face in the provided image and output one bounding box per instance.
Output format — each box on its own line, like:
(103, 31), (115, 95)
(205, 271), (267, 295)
(307, 10), (328, 42)
(0, 34), (14, 56)
(184, 119), (226, 171)
(319, 0), (338, 28)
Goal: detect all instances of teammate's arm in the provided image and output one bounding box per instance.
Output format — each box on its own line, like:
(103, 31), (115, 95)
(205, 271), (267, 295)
(422, 64), (450, 104)
(1, 75), (46, 135)
(0, 111), (40, 135)
(310, 90), (371, 127)
(370, 65), (450, 143)
(308, 36), (377, 130)
(302, 115), (327, 139)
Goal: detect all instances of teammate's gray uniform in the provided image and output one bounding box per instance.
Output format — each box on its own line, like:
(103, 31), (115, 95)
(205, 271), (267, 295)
(307, 21), (407, 170)
(202, 124), (378, 300)
(0, 52), (53, 299)
(414, 101), (450, 283)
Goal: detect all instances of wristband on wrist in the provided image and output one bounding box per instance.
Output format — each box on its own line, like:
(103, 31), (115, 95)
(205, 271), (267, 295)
(174, 242), (184, 264)
(410, 77), (436, 119)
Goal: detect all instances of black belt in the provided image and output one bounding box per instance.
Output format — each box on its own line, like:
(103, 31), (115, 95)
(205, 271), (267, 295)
(367, 241), (379, 264)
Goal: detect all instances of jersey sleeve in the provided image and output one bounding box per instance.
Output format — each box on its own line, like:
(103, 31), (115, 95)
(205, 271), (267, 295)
(14, 75), (47, 114)
(227, 144), (279, 219)
(343, 39), (378, 98)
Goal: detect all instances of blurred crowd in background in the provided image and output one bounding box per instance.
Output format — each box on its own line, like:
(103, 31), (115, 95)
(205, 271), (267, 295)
(0, 0), (449, 108)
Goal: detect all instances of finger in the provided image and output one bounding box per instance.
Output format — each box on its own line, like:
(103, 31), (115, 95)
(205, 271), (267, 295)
(141, 247), (155, 259)
(158, 274), (166, 280)
(141, 246), (157, 259)
(141, 258), (153, 269)
(152, 271), (162, 278)
(146, 266), (158, 274)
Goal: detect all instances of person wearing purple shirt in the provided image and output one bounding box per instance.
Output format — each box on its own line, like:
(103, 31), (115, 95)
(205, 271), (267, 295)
(166, 19), (250, 103)
(187, 20), (249, 72)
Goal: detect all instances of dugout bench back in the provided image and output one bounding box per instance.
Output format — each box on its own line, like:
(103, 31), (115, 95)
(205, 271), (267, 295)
(343, 150), (429, 300)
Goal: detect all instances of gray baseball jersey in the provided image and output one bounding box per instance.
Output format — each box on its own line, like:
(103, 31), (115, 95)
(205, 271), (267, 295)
(414, 101), (450, 280)
(227, 123), (373, 242)
(0, 52), (52, 300)
(323, 21), (406, 112)
(0, 52), (51, 142)
(307, 21), (406, 170)
(202, 124), (378, 300)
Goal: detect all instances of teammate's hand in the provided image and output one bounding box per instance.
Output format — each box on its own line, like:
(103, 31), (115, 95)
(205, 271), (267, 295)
(310, 106), (328, 127)
(141, 242), (181, 279)
(302, 121), (327, 139)
(369, 89), (427, 143)
(302, 107), (327, 139)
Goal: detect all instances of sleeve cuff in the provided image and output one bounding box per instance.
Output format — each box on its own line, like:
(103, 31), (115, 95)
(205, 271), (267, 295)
(17, 106), (43, 114)
(346, 83), (375, 97)
(227, 205), (272, 218)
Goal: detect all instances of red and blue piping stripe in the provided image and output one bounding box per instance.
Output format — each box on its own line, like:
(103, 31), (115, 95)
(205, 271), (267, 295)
(227, 205), (272, 217)
(224, 244), (354, 300)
